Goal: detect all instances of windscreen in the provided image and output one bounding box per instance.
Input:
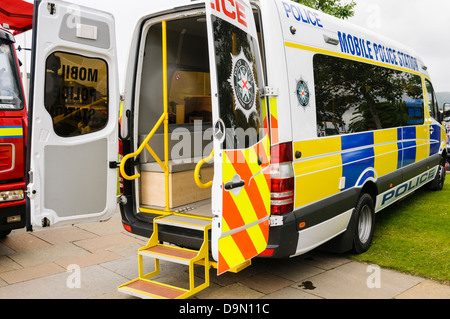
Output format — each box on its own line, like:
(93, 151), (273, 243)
(0, 38), (23, 110)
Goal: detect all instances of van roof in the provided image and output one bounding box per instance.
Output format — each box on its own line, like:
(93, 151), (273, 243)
(277, 0), (427, 76)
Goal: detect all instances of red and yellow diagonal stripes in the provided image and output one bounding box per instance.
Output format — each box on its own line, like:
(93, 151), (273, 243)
(269, 97), (279, 144)
(218, 135), (271, 274)
(218, 219), (269, 274)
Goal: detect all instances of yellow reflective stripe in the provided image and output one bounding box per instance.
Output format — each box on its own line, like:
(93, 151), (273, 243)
(223, 153), (259, 225)
(294, 136), (341, 160)
(373, 129), (399, 177)
(246, 223), (267, 254)
(0, 127), (23, 137)
(222, 217), (230, 233)
(294, 154), (341, 177)
(218, 235), (245, 268)
(269, 97), (278, 121)
(416, 125), (429, 162)
(246, 146), (270, 202)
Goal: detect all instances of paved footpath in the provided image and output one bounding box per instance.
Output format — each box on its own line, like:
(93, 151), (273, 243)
(0, 206), (448, 300)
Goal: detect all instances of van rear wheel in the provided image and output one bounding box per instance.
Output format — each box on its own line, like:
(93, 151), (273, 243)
(352, 193), (375, 254)
(429, 157), (446, 191)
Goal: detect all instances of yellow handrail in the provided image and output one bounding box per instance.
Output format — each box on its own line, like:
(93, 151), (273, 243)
(119, 112), (166, 180)
(194, 149), (214, 189)
(119, 20), (171, 211)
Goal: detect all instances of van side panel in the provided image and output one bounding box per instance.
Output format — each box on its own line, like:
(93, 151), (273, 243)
(268, 0), (444, 256)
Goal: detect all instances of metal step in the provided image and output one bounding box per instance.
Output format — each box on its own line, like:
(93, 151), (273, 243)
(155, 214), (211, 231)
(118, 279), (188, 299)
(139, 244), (199, 265)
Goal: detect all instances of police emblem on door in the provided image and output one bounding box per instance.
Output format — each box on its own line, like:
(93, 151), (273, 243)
(229, 49), (258, 120)
(296, 79), (310, 107)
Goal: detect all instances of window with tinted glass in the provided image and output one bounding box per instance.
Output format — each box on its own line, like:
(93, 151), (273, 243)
(313, 54), (424, 137)
(44, 52), (108, 137)
(211, 16), (265, 149)
(0, 38), (23, 110)
(425, 79), (439, 120)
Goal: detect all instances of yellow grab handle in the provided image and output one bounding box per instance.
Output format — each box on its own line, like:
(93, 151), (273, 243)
(120, 113), (166, 181)
(194, 149), (214, 189)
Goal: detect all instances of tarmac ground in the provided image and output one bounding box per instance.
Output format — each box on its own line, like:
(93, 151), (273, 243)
(0, 206), (448, 302)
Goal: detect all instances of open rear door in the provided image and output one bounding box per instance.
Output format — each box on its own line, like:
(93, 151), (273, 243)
(26, 0), (119, 229)
(206, 0), (271, 274)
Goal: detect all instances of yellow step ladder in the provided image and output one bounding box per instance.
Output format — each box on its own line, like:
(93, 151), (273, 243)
(118, 214), (212, 299)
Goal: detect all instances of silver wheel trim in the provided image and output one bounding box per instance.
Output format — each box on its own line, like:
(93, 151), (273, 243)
(358, 205), (372, 244)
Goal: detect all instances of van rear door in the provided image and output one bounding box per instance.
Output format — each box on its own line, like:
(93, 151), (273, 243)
(206, 0), (271, 274)
(27, 0), (119, 229)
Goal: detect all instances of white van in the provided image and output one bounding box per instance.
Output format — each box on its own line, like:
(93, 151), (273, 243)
(27, 0), (446, 298)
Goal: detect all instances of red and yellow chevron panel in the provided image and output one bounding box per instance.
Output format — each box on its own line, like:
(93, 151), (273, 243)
(218, 135), (271, 274)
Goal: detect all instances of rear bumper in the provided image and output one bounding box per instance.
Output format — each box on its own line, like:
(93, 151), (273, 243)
(0, 201), (26, 232)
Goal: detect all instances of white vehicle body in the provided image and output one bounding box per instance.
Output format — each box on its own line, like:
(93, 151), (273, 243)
(27, 0), (446, 284)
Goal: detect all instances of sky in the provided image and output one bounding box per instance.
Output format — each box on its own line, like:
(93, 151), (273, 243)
(15, 0), (450, 95)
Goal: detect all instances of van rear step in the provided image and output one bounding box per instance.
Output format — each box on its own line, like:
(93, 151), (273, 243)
(118, 213), (212, 299)
(139, 244), (198, 265)
(119, 278), (188, 299)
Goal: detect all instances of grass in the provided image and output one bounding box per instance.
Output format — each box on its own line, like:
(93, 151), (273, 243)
(347, 175), (450, 284)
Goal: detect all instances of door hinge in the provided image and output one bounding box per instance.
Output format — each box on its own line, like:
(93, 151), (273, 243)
(47, 3), (56, 15)
(110, 159), (139, 169)
(109, 161), (119, 169)
(263, 87), (279, 97)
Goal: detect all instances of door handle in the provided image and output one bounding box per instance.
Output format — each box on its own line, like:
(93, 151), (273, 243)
(224, 174), (245, 196)
(224, 180), (245, 190)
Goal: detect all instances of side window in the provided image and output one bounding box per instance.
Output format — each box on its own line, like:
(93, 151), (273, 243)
(0, 39), (23, 110)
(44, 52), (108, 137)
(313, 54), (424, 137)
(425, 79), (439, 120)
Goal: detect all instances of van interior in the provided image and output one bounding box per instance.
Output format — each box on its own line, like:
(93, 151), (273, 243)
(135, 14), (214, 219)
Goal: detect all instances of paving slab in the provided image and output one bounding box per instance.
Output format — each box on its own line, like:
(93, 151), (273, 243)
(297, 261), (424, 299)
(0, 233), (52, 252)
(0, 262), (65, 285)
(31, 226), (98, 245)
(0, 255), (22, 273)
(76, 216), (126, 236)
(196, 282), (264, 299)
(73, 233), (144, 252)
(239, 272), (294, 294)
(6, 242), (89, 268)
(261, 286), (322, 299)
(395, 280), (450, 299)
(0, 265), (129, 299)
(0, 206), (448, 300)
(55, 249), (123, 269)
(266, 259), (325, 283)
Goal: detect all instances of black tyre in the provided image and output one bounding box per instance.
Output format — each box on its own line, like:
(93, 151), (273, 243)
(352, 193), (375, 254)
(429, 157), (446, 191)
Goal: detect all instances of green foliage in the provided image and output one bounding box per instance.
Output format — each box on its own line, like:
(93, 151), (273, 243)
(292, 0), (356, 19)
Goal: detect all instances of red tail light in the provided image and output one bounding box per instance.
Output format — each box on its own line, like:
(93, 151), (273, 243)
(118, 139), (124, 195)
(270, 142), (294, 215)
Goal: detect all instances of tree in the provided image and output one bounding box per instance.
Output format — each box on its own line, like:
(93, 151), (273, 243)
(292, 0), (356, 20)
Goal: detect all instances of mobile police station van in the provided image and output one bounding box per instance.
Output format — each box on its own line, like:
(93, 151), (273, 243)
(26, 0), (447, 298)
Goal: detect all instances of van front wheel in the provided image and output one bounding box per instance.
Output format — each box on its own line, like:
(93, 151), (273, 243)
(352, 193), (375, 254)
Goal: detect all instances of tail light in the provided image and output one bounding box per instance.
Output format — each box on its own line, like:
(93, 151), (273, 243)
(270, 142), (294, 215)
(118, 139), (124, 195)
